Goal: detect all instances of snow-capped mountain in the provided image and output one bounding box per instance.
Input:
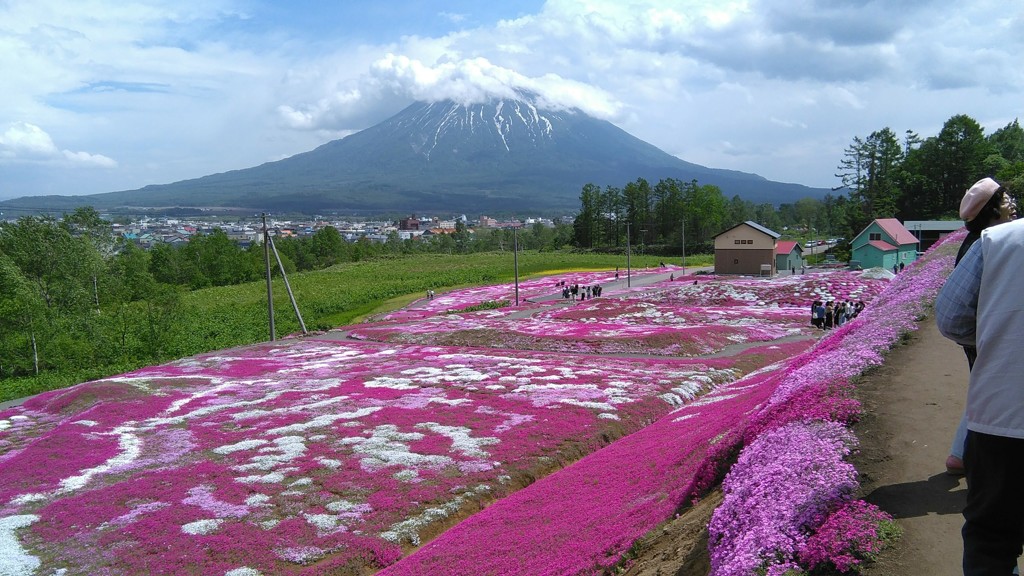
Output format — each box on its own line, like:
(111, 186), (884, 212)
(1, 98), (828, 214)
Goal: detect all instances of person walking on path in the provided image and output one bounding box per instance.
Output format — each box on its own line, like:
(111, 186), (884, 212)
(945, 178), (1017, 475)
(936, 213), (1024, 575)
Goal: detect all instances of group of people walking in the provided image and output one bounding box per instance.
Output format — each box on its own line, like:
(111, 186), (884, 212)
(559, 281), (601, 301)
(810, 299), (865, 329)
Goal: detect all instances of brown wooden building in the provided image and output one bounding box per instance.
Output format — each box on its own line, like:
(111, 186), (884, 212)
(713, 221), (781, 275)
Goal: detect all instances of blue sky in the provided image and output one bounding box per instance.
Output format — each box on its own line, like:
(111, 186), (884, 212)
(2, 0), (1023, 202)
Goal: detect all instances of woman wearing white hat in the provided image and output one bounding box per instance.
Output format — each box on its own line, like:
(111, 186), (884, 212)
(946, 177), (1016, 475)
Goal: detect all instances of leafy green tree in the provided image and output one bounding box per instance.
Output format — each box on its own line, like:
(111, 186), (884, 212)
(309, 226), (346, 268)
(903, 115), (992, 218)
(573, 183), (601, 248)
(0, 253), (46, 376)
(837, 127), (904, 229)
(453, 220), (470, 253)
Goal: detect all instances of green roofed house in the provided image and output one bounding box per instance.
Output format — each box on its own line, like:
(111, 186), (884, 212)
(850, 218), (919, 271)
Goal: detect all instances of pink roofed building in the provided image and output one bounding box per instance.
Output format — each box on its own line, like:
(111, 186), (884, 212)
(774, 240), (804, 273)
(850, 218), (920, 271)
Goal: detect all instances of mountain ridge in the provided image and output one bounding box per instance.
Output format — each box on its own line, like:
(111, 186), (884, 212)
(0, 98), (830, 215)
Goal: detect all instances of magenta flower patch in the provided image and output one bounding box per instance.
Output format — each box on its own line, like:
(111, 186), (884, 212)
(0, 258), (919, 575)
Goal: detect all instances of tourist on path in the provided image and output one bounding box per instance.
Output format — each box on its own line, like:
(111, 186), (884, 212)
(936, 203), (1024, 575)
(946, 178), (1017, 476)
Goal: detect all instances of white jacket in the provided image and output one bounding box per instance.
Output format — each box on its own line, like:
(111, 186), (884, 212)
(967, 220), (1024, 438)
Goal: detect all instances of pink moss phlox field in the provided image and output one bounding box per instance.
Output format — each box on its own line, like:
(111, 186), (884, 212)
(1, 336), (742, 574)
(799, 499), (894, 573)
(707, 232), (963, 575)
(380, 268), (677, 319)
(0, 258), (911, 575)
(631, 272), (887, 309)
(380, 365), (788, 576)
(708, 421), (859, 576)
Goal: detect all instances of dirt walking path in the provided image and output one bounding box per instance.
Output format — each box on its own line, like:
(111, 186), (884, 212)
(854, 314), (967, 575)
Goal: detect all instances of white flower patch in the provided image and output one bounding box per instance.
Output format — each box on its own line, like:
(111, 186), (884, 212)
(275, 545), (325, 565)
(73, 420), (98, 427)
(182, 485), (249, 518)
(364, 376), (418, 390)
(476, 406), (534, 433)
(266, 407), (382, 435)
(304, 513), (344, 536)
(104, 502), (170, 528)
(288, 478), (312, 487)
(9, 493), (47, 506)
(381, 485), (491, 545)
(58, 425), (141, 494)
(181, 518), (223, 535)
(233, 436), (306, 472)
(340, 425), (453, 472)
(316, 457), (342, 469)
(416, 423), (499, 458)
(325, 500), (367, 513)
(684, 392), (740, 408)
(560, 399), (616, 412)
(165, 381), (235, 414)
(672, 413), (697, 423)
(225, 568), (263, 576)
(598, 413), (620, 420)
(235, 472), (286, 484)
(213, 439), (269, 455)
(246, 494), (271, 507)
(659, 393), (685, 407)
(393, 470), (419, 482)
(0, 420), (10, 432)
(0, 515), (40, 576)
(9, 415), (28, 421)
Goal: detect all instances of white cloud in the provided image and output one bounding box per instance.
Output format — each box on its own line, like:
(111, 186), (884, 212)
(0, 122), (116, 167)
(3, 0), (1024, 196)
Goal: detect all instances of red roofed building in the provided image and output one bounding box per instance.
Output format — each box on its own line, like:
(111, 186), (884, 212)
(850, 218), (920, 271)
(775, 240), (804, 273)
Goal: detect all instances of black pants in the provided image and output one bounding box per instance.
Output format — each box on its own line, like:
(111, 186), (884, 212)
(963, 430), (1024, 575)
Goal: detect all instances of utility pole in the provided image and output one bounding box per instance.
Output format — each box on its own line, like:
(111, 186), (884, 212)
(681, 219), (686, 274)
(513, 227), (520, 306)
(262, 213), (275, 341)
(626, 222), (632, 288)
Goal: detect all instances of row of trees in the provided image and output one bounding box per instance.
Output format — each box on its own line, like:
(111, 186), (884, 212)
(0, 210), (573, 380)
(573, 114), (1024, 253)
(571, 177), (823, 253)
(837, 115), (1024, 234)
